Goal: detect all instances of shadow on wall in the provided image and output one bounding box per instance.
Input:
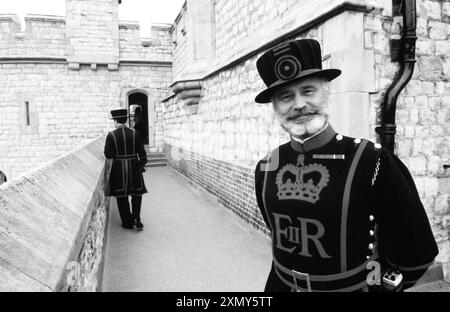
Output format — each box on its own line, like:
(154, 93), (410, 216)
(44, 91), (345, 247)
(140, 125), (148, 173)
(0, 135), (110, 292)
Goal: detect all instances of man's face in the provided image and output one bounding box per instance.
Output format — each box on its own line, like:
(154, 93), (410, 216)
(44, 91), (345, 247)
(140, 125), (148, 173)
(272, 77), (330, 139)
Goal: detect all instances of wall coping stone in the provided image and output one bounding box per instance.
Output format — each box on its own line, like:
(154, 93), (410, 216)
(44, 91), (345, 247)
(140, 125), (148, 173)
(119, 60), (172, 66)
(0, 14), (21, 23)
(119, 20), (140, 29)
(0, 135), (107, 291)
(151, 23), (172, 30)
(24, 14), (65, 23)
(0, 57), (172, 66)
(172, 0), (187, 29)
(0, 57), (67, 64)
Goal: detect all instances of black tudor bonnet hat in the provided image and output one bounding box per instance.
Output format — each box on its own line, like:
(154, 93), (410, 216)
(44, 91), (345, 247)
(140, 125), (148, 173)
(255, 38), (341, 103)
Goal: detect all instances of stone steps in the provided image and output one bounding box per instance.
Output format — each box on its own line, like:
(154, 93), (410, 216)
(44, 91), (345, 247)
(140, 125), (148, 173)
(145, 147), (168, 167)
(146, 161), (168, 168)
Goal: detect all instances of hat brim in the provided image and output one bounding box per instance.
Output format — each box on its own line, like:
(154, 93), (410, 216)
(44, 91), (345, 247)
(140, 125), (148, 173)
(110, 115), (130, 119)
(255, 68), (341, 104)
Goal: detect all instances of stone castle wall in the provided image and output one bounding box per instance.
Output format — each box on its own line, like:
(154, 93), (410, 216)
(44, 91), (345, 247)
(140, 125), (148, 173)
(0, 14), (66, 57)
(0, 0), (173, 180)
(395, 0), (450, 262)
(0, 14), (172, 60)
(171, 3), (188, 82)
(165, 0), (450, 270)
(212, 0), (369, 63)
(66, 0), (119, 64)
(119, 23), (172, 61)
(0, 63), (171, 178)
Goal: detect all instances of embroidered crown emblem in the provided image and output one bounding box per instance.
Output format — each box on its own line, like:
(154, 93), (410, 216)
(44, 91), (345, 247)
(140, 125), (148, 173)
(276, 155), (330, 204)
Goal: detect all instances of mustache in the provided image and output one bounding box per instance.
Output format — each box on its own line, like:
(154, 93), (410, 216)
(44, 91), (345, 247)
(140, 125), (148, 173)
(287, 108), (319, 120)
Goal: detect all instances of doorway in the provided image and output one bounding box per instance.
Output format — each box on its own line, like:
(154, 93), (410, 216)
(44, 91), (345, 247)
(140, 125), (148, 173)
(128, 92), (150, 145)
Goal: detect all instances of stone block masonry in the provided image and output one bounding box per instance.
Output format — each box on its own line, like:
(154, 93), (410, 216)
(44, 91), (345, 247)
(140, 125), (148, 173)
(0, 0), (173, 181)
(0, 63), (172, 179)
(0, 14), (66, 58)
(119, 23), (172, 62)
(171, 3), (188, 82)
(61, 193), (108, 291)
(65, 0), (120, 64)
(394, 0), (450, 257)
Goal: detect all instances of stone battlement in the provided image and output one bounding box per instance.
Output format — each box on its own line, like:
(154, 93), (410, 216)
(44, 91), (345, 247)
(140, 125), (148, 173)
(0, 14), (66, 58)
(0, 13), (171, 62)
(119, 21), (172, 63)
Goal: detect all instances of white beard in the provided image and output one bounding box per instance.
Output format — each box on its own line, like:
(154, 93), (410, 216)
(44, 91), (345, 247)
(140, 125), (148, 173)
(277, 114), (328, 139)
(273, 85), (330, 140)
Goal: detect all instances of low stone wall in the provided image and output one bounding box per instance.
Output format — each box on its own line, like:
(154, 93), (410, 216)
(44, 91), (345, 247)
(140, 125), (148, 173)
(0, 135), (109, 291)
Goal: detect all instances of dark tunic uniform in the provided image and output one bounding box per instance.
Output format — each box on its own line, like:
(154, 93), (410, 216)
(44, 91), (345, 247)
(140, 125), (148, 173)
(104, 125), (148, 197)
(254, 124), (438, 292)
(134, 121), (147, 143)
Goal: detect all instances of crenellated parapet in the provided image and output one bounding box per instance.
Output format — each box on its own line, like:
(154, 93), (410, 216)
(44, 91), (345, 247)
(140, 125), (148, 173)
(0, 0), (174, 182)
(0, 14), (22, 35)
(0, 7), (172, 67)
(0, 14), (66, 59)
(118, 22), (172, 64)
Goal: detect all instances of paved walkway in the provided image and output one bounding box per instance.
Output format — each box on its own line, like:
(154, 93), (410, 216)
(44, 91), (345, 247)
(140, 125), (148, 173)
(100, 166), (450, 292)
(101, 166), (272, 292)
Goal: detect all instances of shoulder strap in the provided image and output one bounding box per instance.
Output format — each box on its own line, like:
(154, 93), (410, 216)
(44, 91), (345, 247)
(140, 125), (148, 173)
(260, 147), (280, 229)
(132, 129), (136, 154)
(111, 131), (119, 155)
(121, 127), (127, 155)
(340, 139), (369, 272)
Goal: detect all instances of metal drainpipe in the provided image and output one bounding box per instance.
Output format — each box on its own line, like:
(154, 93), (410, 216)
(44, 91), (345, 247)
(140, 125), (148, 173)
(375, 0), (417, 152)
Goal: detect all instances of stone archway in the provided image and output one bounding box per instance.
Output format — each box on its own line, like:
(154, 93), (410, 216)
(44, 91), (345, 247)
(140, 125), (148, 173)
(123, 89), (155, 147)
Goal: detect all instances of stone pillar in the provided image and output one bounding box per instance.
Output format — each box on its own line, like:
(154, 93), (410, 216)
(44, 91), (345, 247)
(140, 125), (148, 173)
(322, 11), (377, 139)
(183, 0), (215, 78)
(65, 0), (119, 67)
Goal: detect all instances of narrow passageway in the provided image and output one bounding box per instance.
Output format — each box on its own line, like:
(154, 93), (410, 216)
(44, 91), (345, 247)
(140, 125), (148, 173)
(101, 166), (272, 292)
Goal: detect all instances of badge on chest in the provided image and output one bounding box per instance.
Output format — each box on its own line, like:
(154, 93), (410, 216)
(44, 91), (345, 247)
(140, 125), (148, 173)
(273, 212), (331, 259)
(275, 154), (330, 204)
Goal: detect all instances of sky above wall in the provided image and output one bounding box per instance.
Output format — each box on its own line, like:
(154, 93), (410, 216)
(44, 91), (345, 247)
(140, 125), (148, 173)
(0, 0), (185, 37)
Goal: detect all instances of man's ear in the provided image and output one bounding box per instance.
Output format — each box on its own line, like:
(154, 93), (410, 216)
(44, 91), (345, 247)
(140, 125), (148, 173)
(322, 79), (331, 92)
(271, 97), (279, 111)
